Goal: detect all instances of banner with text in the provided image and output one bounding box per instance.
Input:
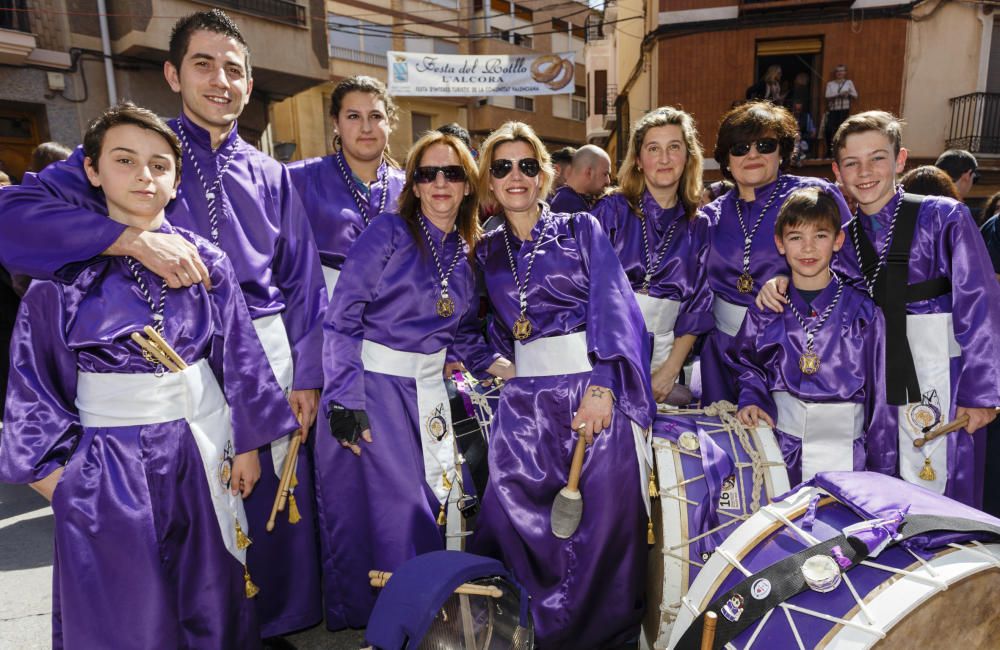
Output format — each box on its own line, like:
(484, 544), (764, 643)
(387, 51), (576, 96)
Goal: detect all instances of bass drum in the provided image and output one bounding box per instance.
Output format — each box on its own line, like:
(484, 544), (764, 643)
(643, 402), (790, 650)
(669, 472), (1000, 649)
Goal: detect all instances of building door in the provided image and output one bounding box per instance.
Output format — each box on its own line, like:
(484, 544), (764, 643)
(0, 105), (42, 183)
(755, 38), (823, 155)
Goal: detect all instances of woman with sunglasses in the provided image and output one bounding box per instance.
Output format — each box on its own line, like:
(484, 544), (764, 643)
(287, 75), (408, 631)
(319, 131), (514, 627)
(700, 101), (851, 404)
(592, 107), (713, 404)
(470, 122), (654, 649)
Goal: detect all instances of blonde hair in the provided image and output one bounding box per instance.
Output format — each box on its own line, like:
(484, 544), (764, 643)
(616, 107), (704, 221)
(763, 65), (782, 84)
(477, 121), (554, 214)
(398, 131), (482, 256)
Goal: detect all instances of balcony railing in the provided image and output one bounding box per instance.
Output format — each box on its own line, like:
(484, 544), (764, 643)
(330, 46), (386, 68)
(211, 0), (306, 27)
(947, 92), (1000, 155)
(0, 0), (31, 33)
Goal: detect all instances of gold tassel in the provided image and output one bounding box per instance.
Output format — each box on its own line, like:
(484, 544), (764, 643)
(437, 503), (447, 526)
(647, 519), (656, 545)
(235, 519), (251, 550)
(442, 471), (452, 491)
(919, 457), (936, 482)
(287, 493), (302, 524)
(244, 565), (260, 599)
(648, 468), (659, 500)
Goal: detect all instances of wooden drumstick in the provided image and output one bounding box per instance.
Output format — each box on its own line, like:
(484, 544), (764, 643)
(130, 332), (181, 373)
(701, 610), (718, 650)
(914, 414), (971, 448)
(368, 570), (503, 598)
(266, 434), (302, 531)
(550, 425), (588, 539)
(143, 325), (187, 370)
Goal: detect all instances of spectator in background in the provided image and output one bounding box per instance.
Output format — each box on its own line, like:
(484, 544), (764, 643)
(982, 213), (1000, 281)
(935, 149), (978, 203)
(549, 144), (612, 213)
(900, 165), (961, 200)
(747, 65), (786, 105)
(27, 141), (72, 173)
(982, 190), (1000, 225)
(0, 171), (10, 187)
(789, 72), (812, 115)
(791, 101), (816, 164)
(437, 122), (475, 158)
(550, 146), (576, 189)
(824, 64), (858, 155)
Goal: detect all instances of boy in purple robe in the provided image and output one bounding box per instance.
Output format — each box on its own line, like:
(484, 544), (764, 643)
(0, 103), (299, 649)
(759, 111), (1000, 507)
(0, 10), (325, 638)
(733, 187), (892, 487)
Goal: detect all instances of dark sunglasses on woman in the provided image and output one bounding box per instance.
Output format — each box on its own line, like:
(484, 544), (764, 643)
(489, 158), (541, 179)
(729, 138), (779, 157)
(414, 165), (468, 184)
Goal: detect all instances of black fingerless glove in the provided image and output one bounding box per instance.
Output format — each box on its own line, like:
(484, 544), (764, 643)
(329, 403), (369, 444)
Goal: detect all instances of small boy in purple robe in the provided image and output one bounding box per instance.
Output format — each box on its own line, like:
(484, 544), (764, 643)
(733, 187), (892, 487)
(0, 103), (298, 649)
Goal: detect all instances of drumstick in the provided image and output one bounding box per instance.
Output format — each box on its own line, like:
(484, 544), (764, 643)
(551, 425), (588, 539)
(130, 332), (182, 373)
(700, 610), (718, 650)
(368, 570), (504, 598)
(143, 325), (187, 370)
(266, 434), (302, 531)
(914, 414), (971, 448)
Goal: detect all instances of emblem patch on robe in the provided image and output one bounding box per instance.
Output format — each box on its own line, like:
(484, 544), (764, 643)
(426, 404), (449, 441)
(906, 390), (942, 433)
(218, 440), (235, 489)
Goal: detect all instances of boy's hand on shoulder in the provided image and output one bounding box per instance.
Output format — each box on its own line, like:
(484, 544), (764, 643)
(106, 228), (211, 290)
(756, 276), (789, 313)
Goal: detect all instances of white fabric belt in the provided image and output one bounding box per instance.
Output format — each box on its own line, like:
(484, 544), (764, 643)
(252, 313), (294, 479)
(76, 360), (248, 564)
(635, 293), (681, 369)
(514, 331), (592, 377)
(773, 391), (863, 481)
(713, 297), (748, 337)
(361, 340), (456, 506)
(322, 266), (341, 300)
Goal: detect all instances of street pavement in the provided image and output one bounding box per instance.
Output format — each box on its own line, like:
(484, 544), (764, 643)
(0, 482), (365, 649)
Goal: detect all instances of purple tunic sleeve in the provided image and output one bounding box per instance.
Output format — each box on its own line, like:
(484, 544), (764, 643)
(0, 281), (81, 483)
(450, 263), (500, 376)
(675, 214), (715, 337)
(0, 149), (123, 281)
(731, 306), (778, 421)
(268, 164), (327, 391)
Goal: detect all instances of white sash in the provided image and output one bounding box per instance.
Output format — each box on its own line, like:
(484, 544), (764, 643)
(713, 296), (748, 337)
(252, 313), (295, 479)
(322, 266), (341, 300)
(515, 331), (653, 516)
(360, 340), (455, 507)
(772, 391), (864, 481)
(76, 360), (248, 563)
(898, 313), (962, 494)
(634, 293), (681, 370)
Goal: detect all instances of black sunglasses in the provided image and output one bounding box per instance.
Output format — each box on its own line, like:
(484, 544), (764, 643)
(413, 165), (467, 184)
(490, 158), (541, 179)
(729, 138), (779, 157)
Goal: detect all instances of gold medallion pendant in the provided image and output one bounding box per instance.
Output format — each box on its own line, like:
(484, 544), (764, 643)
(436, 296), (455, 318)
(512, 315), (532, 340)
(919, 457), (937, 481)
(737, 272), (754, 294)
(799, 351), (821, 375)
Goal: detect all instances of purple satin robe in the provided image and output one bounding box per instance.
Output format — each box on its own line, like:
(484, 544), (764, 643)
(0, 113), (326, 636)
(548, 185), (591, 214)
(834, 191), (1000, 506)
(469, 211), (654, 649)
(701, 174), (851, 404)
(731, 280), (893, 486)
(320, 212), (497, 627)
(592, 191), (714, 338)
(0, 226), (298, 649)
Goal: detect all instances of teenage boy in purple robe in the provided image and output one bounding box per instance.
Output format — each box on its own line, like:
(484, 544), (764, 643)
(733, 187), (892, 487)
(0, 103), (299, 649)
(0, 9), (325, 640)
(759, 111), (1000, 507)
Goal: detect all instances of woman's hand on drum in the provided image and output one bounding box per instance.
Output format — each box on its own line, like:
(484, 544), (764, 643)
(486, 357), (515, 382)
(651, 363), (680, 403)
(756, 275), (789, 313)
(738, 405), (774, 429)
(572, 385), (614, 444)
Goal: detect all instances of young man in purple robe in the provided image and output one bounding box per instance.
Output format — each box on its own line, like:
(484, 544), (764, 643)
(0, 10), (325, 640)
(0, 103), (300, 649)
(733, 187), (892, 487)
(759, 111), (1000, 507)
(548, 144), (611, 214)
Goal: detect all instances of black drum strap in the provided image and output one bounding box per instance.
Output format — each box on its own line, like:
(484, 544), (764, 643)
(447, 380), (489, 499)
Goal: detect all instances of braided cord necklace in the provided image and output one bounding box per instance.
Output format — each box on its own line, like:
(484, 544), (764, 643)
(417, 214), (463, 317)
(785, 273), (844, 375)
(124, 256), (169, 373)
(502, 213), (548, 340)
(334, 151), (387, 226)
(849, 186), (904, 299)
(176, 122), (239, 244)
(734, 176), (785, 294)
(636, 196), (682, 295)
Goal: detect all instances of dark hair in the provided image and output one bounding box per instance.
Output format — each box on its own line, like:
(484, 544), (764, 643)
(714, 101), (798, 181)
(934, 149), (977, 182)
(774, 187), (842, 237)
(831, 111), (904, 161)
(436, 123), (472, 150)
(27, 141), (72, 173)
(983, 191), (1000, 225)
(551, 146), (576, 165)
(83, 102), (182, 177)
(900, 165), (960, 200)
(329, 75), (398, 126)
(169, 10), (251, 77)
